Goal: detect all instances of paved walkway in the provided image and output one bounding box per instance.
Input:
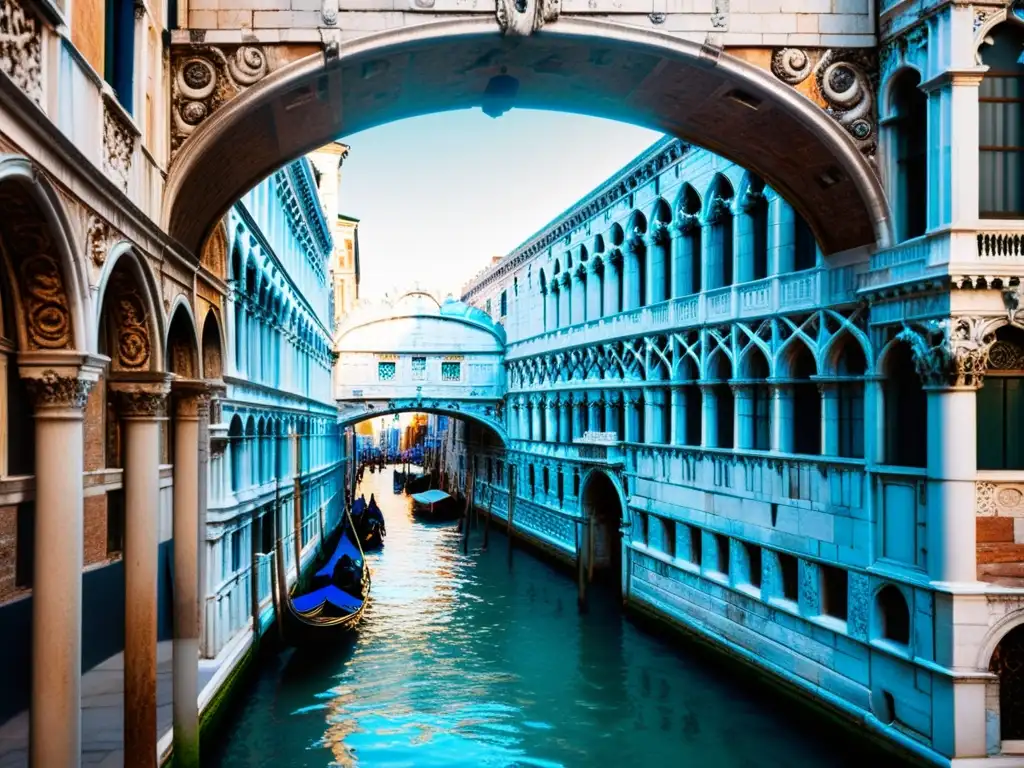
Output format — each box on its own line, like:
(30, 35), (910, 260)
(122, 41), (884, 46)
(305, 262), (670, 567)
(0, 641), (217, 767)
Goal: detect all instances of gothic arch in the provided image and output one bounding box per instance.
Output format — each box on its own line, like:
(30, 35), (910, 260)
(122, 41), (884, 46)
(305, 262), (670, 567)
(0, 155), (91, 353)
(675, 182), (702, 221)
(165, 297), (201, 378)
(201, 220), (228, 278)
(201, 308), (225, 380)
(820, 328), (871, 376)
(96, 243), (165, 373)
(775, 336), (818, 379)
(703, 173), (736, 219)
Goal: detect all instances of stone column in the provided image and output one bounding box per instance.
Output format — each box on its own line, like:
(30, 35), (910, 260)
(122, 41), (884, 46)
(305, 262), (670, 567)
(604, 390), (621, 439)
(644, 388), (666, 444)
(530, 395), (542, 441)
(700, 217), (718, 291)
(767, 190), (795, 276)
(771, 382), (794, 453)
(113, 375), (171, 768)
(572, 265), (587, 325)
(624, 390), (642, 443)
(572, 395), (586, 441)
(819, 382), (840, 457)
(646, 225), (669, 305)
(171, 382), (209, 767)
(672, 219), (697, 297)
(623, 240), (643, 311)
(732, 384), (754, 450)
(557, 393), (573, 442)
(587, 391), (603, 433)
(548, 283), (560, 330)
(518, 395), (529, 439)
(559, 273), (571, 327)
(733, 199), (754, 284)
(604, 251), (622, 316)
(700, 384), (718, 448)
(545, 393), (558, 443)
(21, 358), (103, 768)
(586, 259), (603, 320)
(670, 386), (687, 445)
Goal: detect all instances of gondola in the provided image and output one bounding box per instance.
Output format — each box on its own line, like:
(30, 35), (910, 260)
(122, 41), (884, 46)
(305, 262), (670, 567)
(404, 472), (432, 495)
(354, 494), (385, 551)
(393, 470), (406, 494)
(276, 508), (371, 647)
(410, 489), (460, 522)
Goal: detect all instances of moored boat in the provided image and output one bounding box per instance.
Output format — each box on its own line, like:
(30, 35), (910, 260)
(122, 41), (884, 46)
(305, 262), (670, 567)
(410, 489), (460, 522)
(404, 472), (432, 494)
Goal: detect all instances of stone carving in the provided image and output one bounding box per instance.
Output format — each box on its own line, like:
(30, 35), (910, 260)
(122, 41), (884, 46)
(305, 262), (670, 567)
(710, 0), (728, 29)
(0, 0), (42, 104)
(171, 46), (270, 158)
(108, 271), (151, 370)
(496, 0), (560, 36)
(23, 369), (95, 410)
(174, 389), (211, 419)
(770, 48), (877, 158)
(321, 0), (337, 25)
(977, 482), (1024, 516)
(87, 217), (110, 267)
(103, 103), (135, 192)
(0, 187), (73, 350)
(897, 317), (998, 389)
(201, 221), (228, 277)
(114, 388), (168, 418)
(989, 338), (1024, 371)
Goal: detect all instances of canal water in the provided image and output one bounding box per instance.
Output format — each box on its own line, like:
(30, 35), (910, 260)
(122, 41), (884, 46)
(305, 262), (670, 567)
(212, 467), (892, 768)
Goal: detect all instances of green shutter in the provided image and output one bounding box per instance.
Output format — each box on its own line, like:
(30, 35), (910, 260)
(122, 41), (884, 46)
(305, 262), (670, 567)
(1006, 378), (1024, 469)
(978, 378), (1007, 470)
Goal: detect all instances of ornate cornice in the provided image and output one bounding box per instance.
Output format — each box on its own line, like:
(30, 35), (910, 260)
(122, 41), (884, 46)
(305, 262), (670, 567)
(276, 158), (333, 272)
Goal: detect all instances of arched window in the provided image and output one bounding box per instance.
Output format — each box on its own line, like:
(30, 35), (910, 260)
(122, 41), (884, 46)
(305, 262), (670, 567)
(990, 624), (1024, 742)
(229, 416), (244, 492)
(979, 24), (1024, 217)
(705, 176), (735, 289)
(747, 350), (771, 451)
(884, 341), (927, 467)
(750, 192), (769, 281)
(676, 184), (703, 296)
(709, 354), (734, 449)
(978, 325), (1024, 469)
(890, 70), (928, 239)
(835, 336), (867, 459)
(790, 342), (821, 455)
(876, 584), (910, 645)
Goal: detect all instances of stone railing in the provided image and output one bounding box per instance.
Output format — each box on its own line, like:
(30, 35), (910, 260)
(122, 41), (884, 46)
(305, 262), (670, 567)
(977, 231), (1024, 260)
(507, 267), (841, 360)
(622, 442), (866, 510)
(510, 438), (625, 465)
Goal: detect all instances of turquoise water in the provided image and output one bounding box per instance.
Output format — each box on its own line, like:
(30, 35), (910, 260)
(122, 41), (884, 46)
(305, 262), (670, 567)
(212, 467), (891, 768)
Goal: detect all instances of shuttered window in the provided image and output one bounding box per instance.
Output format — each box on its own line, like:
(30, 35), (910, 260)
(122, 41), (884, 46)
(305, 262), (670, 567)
(980, 26), (1024, 218)
(978, 376), (1024, 469)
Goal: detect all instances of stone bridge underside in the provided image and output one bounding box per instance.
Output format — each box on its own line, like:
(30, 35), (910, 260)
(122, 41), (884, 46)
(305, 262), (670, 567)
(167, 19), (889, 259)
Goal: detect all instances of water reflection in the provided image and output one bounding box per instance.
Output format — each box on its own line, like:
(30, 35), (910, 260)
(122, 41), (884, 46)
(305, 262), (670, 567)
(212, 467), (888, 768)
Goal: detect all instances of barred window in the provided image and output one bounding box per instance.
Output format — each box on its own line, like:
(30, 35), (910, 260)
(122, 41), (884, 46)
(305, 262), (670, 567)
(411, 356), (426, 381)
(441, 362), (461, 381)
(378, 362), (396, 381)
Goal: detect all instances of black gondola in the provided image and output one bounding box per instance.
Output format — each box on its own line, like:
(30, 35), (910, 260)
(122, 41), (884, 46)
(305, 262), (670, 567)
(404, 472), (432, 495)
(393, 470), (406, 494)
(275, 508), (370, 647)
(355, 494), (385, 551)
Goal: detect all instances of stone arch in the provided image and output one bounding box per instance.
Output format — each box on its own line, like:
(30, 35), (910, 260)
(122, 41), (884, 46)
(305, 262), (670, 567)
(737, 342), (771, 379)
(165, 297), (200, 378)
(775, 335), (818, 379)
(200, 219), (228, 278)
(0, 155), (91, 353)
(201, 308), (225, 380)
(96, 243), (164, 373)
(608, 222), (625, 247)
(626, 209), (648, 237)
(820, 329), (870, 377)
(676, 182), (702, 220)
(165, 20), (891, 258)
(650, 197), (672, 225)
(703, 173), (736, 219)
(579, 467), (627, 585)
(873, 582), (912, 646)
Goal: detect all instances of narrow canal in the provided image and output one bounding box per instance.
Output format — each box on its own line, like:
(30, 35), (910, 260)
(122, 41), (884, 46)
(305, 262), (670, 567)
(212, 467), (892, 767)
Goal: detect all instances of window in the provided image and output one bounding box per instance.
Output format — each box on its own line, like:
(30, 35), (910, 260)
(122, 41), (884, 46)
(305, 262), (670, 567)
(441, 362), (461, 381)
(107, 489), (125, 555)
(230, 529), (243, 573)
(689, 526), (703, 566)
(743, 542), (762, 588)
(779, 553), (799, 602)
(662, 518), (676, 558)
(884, 342), (927, 467)
(977, 376), (1024, 469)
(979, 25), (1024, 217)
(714, 533), (730, 576)
(411, 356), (427, 381)
(377, 362), (396, 381)
(15, 501), (34, 588)
(528, 464), (535, 495)
(891, 70), (928, 238)
(542, 466), (549, 495)
(877, 584), (910, 644)
(500, 290), (508, 317)
(6, 360), (34, 476)
(750, 193), (769, 281)
(793, 215), (817, 271)
(821, 565), (848, 621)
(637, 513), (649, 546)
(557, 471), (564, 505)
(260, 510), (274, 554)
(104, 0), (136, 112)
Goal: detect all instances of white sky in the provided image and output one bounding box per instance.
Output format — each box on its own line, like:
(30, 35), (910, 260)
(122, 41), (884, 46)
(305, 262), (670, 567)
(337, 109), (663, 300)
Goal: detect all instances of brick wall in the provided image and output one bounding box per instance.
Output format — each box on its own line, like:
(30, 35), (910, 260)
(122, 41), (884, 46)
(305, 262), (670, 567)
(977, 516), (1024, 586)
(0, 505), (16, 601)
(83, 494), (108, 567)
(84, 375), (105, 472)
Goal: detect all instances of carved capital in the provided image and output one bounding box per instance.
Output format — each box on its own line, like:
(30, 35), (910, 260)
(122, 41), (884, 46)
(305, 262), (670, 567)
(23, 369), (97, 411)
(111, 377), (171, 419)
(172, 380), (211, 420)
(648, 222), (671, 247)
(897, 317), (999, 390)
(676, 212), (701, 235)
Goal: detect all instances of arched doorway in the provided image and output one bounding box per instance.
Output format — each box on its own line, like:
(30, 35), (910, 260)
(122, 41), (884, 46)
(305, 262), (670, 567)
(991, 624), (1024, 750)
(580, 470), (624, 588)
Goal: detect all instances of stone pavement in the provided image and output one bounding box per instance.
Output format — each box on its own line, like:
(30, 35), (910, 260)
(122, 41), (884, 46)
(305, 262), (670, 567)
(0, 641), (216, 767)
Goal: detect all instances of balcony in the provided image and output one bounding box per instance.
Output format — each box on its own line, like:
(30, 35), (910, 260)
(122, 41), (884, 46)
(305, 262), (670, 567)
(509, 437), (626, 466)
(507, 267), (854, 360)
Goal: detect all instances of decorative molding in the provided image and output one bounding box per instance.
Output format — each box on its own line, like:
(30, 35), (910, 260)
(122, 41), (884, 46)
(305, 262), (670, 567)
(0, 0), (42, 104)
(114, 388), (168, 418)
(102, 100), (136, 192)
(171, 45), (270, 160)
(23, 369), (96, 410)
(769, 48), (877, 159)
(710, 0), (728, 29)
(495, 0), (559, 36)
(174, 388), (211, 419)
(107, 270), (152, 371)
(897, 316), (999, 389)
(977, 482), (1024, 517)
(87, 216), (111, 267)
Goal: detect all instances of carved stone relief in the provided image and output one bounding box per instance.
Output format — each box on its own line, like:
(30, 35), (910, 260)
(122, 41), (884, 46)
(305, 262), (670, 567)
(897, 316), (1000, 389)
(23, 369), (96, 410)
(87, 216), (111, 267)
(770, 47), (878, 159)
(0, 184), (74, 350)
(113, 388), (168, 418)
(107, 269), (152, 371)
(171, 46), (270, 159)
(495, 0), (559, 36)
(103, 102), (136, 193)
(0, 0), (43, 104)
(978, 482), (1024, 517)
(201, 220), (228, 278)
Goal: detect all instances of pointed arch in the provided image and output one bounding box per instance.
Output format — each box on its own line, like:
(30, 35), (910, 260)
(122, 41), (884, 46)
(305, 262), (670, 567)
(201, 308), (225, 380)
(96, 243), (165, 373)
(166, 297), (200, 378)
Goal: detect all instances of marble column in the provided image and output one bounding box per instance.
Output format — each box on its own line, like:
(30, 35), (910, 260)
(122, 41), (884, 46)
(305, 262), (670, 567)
(771, 383), (794, 453)
(113, 375), (171, 768)
(21, 358), (103, 768)
(624, 390), (642, 443)
(572, 395), (586, 440)
(671, 221), (697, 297)
(171, 382), (210, 766)
(732, 384), (754, 450)
(733, 201), (753, 284)
(670, 386), (687, 445)
(518, 395), (530, 439)
(700, 384), (718, 448)
(604, 251), (622, 316)
(558, 394), (571, 442)
(646, 225), (669, 305)
(572, 265), (587, 325)
(586, 259), (603, 320)
(559, 273), (571, 327)
(767, 191), (795, 276)
(587, 391), (603, 432)
(604, 390), (621, 439)
(545, 393), (559, 443)
(530, 395), (542, 441)
(820, 382), (840, 456)
(623, 242), (643, 311)
(644, 388), (666, 444)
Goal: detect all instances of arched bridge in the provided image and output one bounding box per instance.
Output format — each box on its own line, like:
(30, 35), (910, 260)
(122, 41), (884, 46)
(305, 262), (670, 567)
(334, 291), (508, 440)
